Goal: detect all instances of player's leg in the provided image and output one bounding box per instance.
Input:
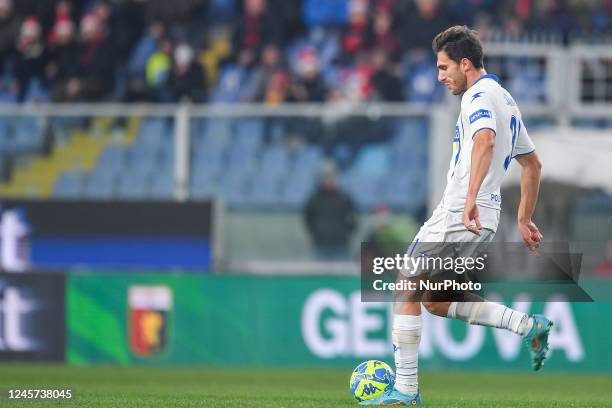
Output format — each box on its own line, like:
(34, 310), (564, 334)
(423, 228), (533, 334)
(360, 283), (423, 405)
(387, 234), (439, 403)
(419, 226), (553, 370)
(360, 298), (422, 405)
(423, 292), (553, 370)
(360, 224), (442, 404)
(422, 293), (533, 335)
(392, 300), (421, 397)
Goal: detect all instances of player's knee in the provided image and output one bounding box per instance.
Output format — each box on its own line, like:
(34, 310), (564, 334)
(394, 301), (420, 315)
(422, 301), (446, 316)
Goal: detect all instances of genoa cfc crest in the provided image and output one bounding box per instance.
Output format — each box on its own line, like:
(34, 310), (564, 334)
(128, 286), (172, 357)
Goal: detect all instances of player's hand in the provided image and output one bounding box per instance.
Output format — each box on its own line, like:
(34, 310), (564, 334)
(462, 198), (482, 236)
(518, 220), (543, 255)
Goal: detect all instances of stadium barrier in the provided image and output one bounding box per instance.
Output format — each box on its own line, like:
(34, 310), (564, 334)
(0, 199), (217, 271)
(0, 272), (65, 362)
(66, 272), (611, 372)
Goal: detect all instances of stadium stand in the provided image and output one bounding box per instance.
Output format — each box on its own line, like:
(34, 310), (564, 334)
(1, 0), (612, 216)
(2, 0), (600, 105)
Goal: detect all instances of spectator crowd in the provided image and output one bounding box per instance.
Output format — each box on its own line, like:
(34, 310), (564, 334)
(1, 0), (612, 104)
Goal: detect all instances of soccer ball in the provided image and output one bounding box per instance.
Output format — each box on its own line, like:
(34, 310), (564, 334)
(350, 360), (395, 402)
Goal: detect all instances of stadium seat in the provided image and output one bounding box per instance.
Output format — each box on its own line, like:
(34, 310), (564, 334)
(381, 172), (427, 212)
(97, 146), (128, 170)
(220, 174), (250, 207)
(234, 119), (264, 142)
(280, 171), (316, 209)
(348, 175), (383, 211)
(295, 145), (323, 167)
(248, 177), (281, 208)
(53, 171), (84, 199)
(82, 172), (117, 199)
(150, 171), (175, 199)
(116, 171), (151, 199)
(11, 119), (44, 154)
(352, 144), (390, 178)
(126, 149), (159, 177)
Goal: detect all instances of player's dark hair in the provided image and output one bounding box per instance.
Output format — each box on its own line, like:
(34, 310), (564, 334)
(432, 26), (484, 69)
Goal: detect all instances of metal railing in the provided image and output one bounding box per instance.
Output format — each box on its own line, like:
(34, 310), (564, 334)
(1, 42), (612, 273)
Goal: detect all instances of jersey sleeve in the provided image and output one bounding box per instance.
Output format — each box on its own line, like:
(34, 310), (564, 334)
(513, 120), (535, 157)
(466, 94), (497, 139)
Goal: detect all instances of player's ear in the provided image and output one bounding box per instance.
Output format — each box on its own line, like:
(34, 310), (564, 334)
(460, 58), (471, 74)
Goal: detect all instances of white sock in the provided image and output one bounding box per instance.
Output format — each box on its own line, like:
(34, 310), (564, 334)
(392, 314), (421, 395)
(447, 301), (533, 335)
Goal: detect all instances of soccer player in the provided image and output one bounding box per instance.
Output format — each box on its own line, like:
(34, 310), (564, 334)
(361, 26), (553, 406)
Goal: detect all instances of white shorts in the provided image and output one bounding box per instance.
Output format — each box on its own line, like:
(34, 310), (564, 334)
(420, 204), (500, 235)
(401, 206), (496, 277)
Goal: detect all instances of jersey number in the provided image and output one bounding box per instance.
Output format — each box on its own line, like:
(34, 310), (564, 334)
(504, 115), (519, 170)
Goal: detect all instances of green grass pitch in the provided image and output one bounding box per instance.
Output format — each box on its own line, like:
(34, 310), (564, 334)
(0, 364), (611, 407)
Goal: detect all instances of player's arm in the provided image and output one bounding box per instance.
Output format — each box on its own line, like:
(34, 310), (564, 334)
(463, 128), (495, 236)
(515, 151), (543, 254)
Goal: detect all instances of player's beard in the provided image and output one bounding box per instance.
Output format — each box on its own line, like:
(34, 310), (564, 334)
(451, 75), (467, 96)
(452, 75), (468, 95)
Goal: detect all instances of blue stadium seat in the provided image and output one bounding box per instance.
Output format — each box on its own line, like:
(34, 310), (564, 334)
(192, 149), (224, 179)
(116, 172), (150, 199)
(190, 184), (220, 200)
(204, 117), (232, 137)
(83, 172), (117, 199)
(0, 120), (10, 152)
(352, 144), (390, 178)
(295, 145), (323, 167)
(126, 149), (159, 177)
(53, 171), (84, 199)
(97, 146), (128, 170)
(226, 145), (258, 170)
(390, 149), (427, 172)
(135, 119), (168, 153)
(129, 144), (160, 161)
(234, 119), (264, 142)
(332, 143), (353, 169)
(158, 137), (175, 161)
(190, 167), (220, 200)
(260, 145), (289, 172)
(347, 175), (383, 211)
(138, 118), (169, 140)
(191, 118), (205, 139)
(150, 172), (175, 199)
(248, 178), (280, 208)
(11, 118), (44, 154)
(191, 165), (218, 183)
(381, 172), (427, 212)
(220, 175), (249, 207)
(395, 119), (428, 141)
(280, 171), (316, 209)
